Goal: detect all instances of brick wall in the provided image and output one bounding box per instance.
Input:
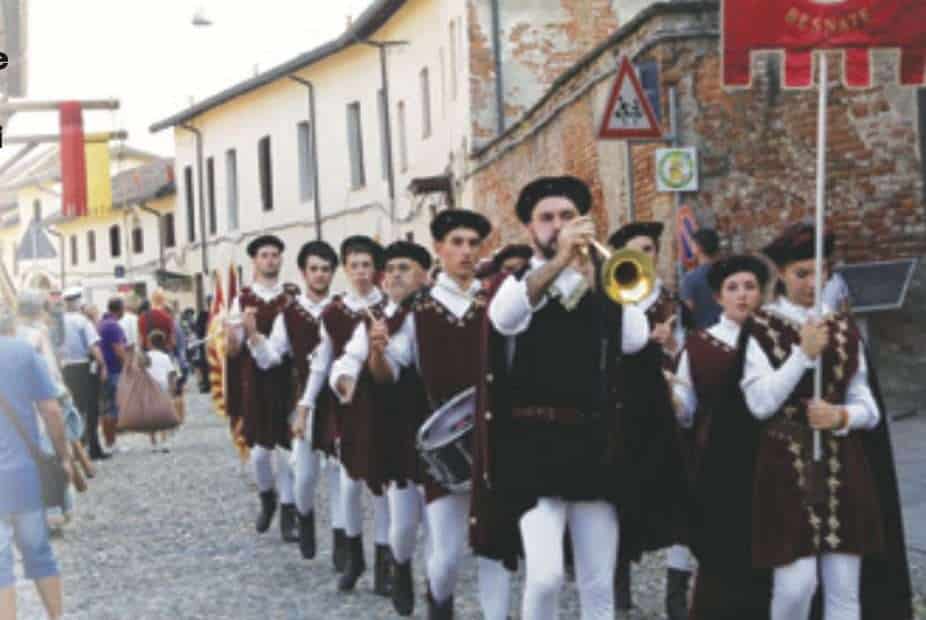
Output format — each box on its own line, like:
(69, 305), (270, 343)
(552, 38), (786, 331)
(468, 1), (926, 371)
(470, 4), (925, 269)
(467, 0), (620, 149)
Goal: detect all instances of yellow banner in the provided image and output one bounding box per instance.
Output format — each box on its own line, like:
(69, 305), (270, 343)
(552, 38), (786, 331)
(84, 142), (112, 217)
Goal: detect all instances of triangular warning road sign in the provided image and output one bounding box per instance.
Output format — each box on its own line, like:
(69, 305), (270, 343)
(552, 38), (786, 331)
(599, 57), (663, 140)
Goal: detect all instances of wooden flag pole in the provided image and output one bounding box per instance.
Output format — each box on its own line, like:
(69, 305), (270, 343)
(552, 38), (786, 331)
(812, 51), (829, 463)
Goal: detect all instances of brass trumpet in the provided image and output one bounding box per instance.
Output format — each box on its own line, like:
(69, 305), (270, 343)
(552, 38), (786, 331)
(584, 240), (655, 305)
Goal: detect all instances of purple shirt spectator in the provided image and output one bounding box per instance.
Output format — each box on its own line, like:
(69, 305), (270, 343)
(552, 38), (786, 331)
(98, 313), (127, 376)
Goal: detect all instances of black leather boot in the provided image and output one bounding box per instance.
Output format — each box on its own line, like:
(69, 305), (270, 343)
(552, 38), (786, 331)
(255, 490), (277, 534)
(427, 589), (453, 620)
(332, 529), (347, 573)
(297, 511), (316, 558)
(337, 535), (366, 591)
(615, 560), (633, 610)
(373, 544), (393, 596)
(391, 560), (414, 616)
(666, 568), (691, 620)
(279, 504), (299, 543)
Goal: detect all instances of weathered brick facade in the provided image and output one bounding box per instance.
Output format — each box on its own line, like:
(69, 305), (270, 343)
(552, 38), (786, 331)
(467, 1), (925, 364)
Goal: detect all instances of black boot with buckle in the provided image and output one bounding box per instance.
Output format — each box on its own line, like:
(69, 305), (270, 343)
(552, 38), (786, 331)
(298, 510), (316, 559)
(666, 568), (691, 620)
(373, 544), (393, 596)
(279, 504), (299, 543)
(332, 528), (347, 572)
(337, 535), (366, 591)
(391, 559), (414, 616)
(255, 490), (277, 534)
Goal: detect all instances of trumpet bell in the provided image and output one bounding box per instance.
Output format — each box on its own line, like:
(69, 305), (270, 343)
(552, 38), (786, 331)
(600, 248), (656, 305)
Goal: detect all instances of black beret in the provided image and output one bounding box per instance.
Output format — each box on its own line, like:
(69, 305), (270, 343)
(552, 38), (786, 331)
(430, 209), (492, 241)
(492, 244), (533, 269)
(762, 222), (835, 267)
(246, 234), (285, 257)
(515, 175), (592, 223)
(707, 254), (770, 292)
(608, 221), (664, 249)
(692, 228), (720, 255)
(383, 241), (432, 270)
(340, 235), (384, 268)
(297, 240), (338, 270)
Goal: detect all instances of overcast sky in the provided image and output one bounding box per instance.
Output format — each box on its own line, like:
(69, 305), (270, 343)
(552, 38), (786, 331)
(3, 0), (374, 159)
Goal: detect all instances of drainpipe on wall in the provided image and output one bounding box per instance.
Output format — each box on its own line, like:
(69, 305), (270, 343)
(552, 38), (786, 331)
(288, 76), (323, 241)
(137, 201), (165, 271)
(490, 0), (506, 135)
(179, 123), (209, 306)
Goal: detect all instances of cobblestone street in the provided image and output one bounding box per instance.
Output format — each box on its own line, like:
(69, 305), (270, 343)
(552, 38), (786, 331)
(12, 390), (926, 619)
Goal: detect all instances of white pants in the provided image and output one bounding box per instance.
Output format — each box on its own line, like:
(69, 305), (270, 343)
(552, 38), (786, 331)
(667, 544), (696, 572)
(520, 498), (619, 620)
(387, 481), (426, 563)
(326, 457), (343, 529)
(339, 465), (389, 543)
(250, 446), (294, 504)
(425, 493), (511, 619)
(292, 439), (318, 515)
(772, 553), (861, 620)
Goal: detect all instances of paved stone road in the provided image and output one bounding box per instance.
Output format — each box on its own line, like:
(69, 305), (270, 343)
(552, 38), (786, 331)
(13, 391), (925, 619)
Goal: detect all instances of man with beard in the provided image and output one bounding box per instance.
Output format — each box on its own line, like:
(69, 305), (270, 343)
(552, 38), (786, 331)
(227, 235), (299, 541)
(373, 211), (513, 620)
(296, 236), (391, 594)
(328, 240), (433, 615)
(484, 176), (652, 620)
(249, 241), (340, 560)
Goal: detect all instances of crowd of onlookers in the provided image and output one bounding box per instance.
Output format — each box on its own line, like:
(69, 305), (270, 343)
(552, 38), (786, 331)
(0, 286), (201, 620)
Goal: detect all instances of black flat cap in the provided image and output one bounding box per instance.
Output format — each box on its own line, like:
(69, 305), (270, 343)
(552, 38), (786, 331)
(608, 221), (664, 249)
(515, 176), (592, 223)
(383, 241), (432, 270)
(707, 254), (770, 292)
(492, 244), (533, 269)
(297, 240), (338, 270)
(430, 209), (492, 241)
(762, 222), (835, 267)
(247, 234), (285, 257)
(340, 235), (384, 267)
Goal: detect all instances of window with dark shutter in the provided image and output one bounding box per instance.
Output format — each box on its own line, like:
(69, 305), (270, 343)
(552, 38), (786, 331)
(206, 156), (217, 234)
(132, 227), (144, 254)
(297, 122), (315, 201)
(87, 230), (96, 263)
(70, 235), (78, 266)
(347, 102), (366, 189)
(184, 165), (195, 242)
(258, 136), (274, 211)
(164, 213), (176, 248)
(110, 225), (121, 258)
(226, 149), (239, 231)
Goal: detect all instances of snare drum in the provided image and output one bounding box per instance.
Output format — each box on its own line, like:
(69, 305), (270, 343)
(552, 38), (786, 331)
(416, 386), (476, 494)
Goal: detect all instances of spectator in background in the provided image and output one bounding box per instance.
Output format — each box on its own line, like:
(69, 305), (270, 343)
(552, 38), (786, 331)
(680, 228), (723, 329)
(98, 299), (127, 452)
(0, 299), (70, 620)
(138, 289), (175, 352)
(144, 330), (178, 451)
(194, 299), (212, 393)
(165, 300), (190, 424)
(58, 289), (108, 461)
(119, 292), (141, 352)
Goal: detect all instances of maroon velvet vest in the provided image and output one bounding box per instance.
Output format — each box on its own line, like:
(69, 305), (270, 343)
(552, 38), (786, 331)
(412, 288), (488, 408)
(282, 299), (323, 397)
